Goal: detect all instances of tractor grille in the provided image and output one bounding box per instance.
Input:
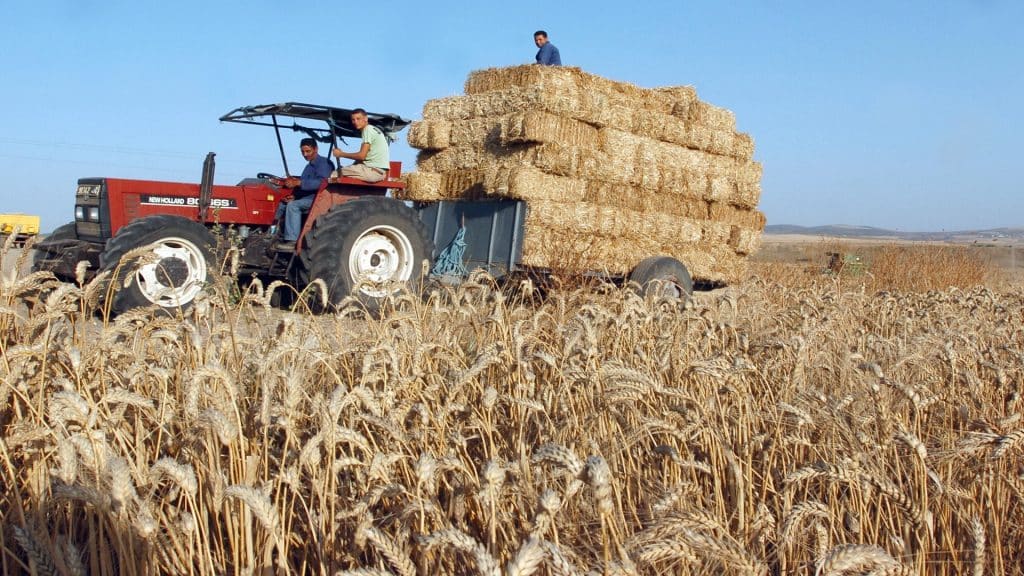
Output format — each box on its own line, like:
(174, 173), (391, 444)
(75, 179), (109, 241)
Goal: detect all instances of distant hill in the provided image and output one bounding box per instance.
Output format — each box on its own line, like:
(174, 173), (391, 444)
(766, 224), (901, 238)
(765, 224), (1024, 242)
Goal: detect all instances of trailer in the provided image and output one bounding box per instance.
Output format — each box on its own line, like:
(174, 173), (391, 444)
(32, 102), (693, 314)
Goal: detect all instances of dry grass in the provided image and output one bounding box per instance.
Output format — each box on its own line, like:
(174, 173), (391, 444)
(1, 238), (1022, 575)
(865, 244), (997, 292)
(750, 241), (1002, 293)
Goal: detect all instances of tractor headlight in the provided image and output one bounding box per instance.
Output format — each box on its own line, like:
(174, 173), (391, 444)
(87, 207), (100, 222)
(75, 205), (85, 221)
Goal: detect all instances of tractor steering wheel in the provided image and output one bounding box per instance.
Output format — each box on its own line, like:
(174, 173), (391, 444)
(256, 172), (283, 181)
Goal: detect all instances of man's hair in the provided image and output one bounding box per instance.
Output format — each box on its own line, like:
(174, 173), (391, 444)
(300, 137), (317, 149)
(534, 30), (548, 39)
(351, 108), (367, 117)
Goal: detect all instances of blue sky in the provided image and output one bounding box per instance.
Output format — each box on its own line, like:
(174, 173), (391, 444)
(1, 1), (1020, 232)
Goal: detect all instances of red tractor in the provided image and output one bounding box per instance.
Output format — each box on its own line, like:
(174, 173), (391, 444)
(33, 103), (439, 313)
(34, 101), (697, 314)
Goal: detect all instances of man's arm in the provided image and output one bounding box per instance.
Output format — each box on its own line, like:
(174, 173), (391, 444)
(333, 143), (371, 161)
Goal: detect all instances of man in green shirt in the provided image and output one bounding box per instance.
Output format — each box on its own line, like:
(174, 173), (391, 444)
(332, 108), (390, 182)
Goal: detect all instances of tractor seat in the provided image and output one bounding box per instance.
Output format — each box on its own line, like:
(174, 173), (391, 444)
(329, 161), (406, 189)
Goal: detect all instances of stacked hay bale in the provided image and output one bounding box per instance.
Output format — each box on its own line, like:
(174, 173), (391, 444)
(400, 65), (765, 284)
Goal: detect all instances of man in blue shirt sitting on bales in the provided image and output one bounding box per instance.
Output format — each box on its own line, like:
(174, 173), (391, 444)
(534, 30), (561, 66)
(272, 137), (332, 252)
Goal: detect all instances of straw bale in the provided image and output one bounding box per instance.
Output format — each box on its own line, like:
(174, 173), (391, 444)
(708, 203), (767, 230)
(524, 200), (703, 253)
(401, 171), (442, 200)
(407, 121), (452, 150)
(519, 220), (744, 283)
(404, 165), (709, 208)
(678, 100), (737, 132)
(412, 112), (600, 151)
(448, 118), (505, 147)
(422, 85), (613, 125)
(416, 143), (599, 182)
(649, 86), (699, 116)
(416, 144), (536, 173)
(733, 182), (761, 208)
(497, 166), (709, 216)
(600, 128), (737, 175)
(732, 133), (755, 159)
(421, 84), (752, 159)
(441, 170), (487, 198)
(417, 142), (759, 206)
(486, 168), (712, 219)
(658, 166), (705, 198)
(630, 113), (753, 159)
(582, 179), (709, 219)
(465, 65), (580, 97)
(628, 112), (683, 148)
(701, 221), (733, 244)
(408, 118), (509, 151)
(708, 161), (762, 208)
(485, 167), (588, 203)
(399, 170), (490, 202)
(502, 111), (600, 148)
(729, 227), (762, 255)
(464, 65), (697, 116)
(519, 227), (665, 275)
(416, 143), (588, 182)
(422, 85), (718, 141)
(524, 200), (636, 238)
(704, 245), (749, 284)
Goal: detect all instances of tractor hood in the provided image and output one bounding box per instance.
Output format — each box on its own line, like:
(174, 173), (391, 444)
(220, 102), (411, 144)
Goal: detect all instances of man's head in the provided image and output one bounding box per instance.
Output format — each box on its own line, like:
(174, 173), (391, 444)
(300, 138), (318, 162)
(534, 30), (548, 48)
(351, 108), (369, 131)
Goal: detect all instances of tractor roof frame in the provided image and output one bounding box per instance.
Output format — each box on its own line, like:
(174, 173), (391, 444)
(220, 102), (411, 177)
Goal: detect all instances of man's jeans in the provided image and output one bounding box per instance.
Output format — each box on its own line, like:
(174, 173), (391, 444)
(274, 194), (315, 241)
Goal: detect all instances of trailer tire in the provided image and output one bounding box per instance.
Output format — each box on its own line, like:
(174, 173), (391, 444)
(32, 221), (78, 280)
(629, 256), (693, 299)
(305, 197), (433, 313)
(99, 215), (216, 314)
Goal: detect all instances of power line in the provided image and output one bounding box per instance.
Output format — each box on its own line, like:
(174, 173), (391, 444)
(0, 136), (277, 166)
(0, 152), (261, 182)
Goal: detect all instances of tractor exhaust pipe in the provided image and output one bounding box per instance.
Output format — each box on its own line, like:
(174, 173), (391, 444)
(199, 152), (216, 223)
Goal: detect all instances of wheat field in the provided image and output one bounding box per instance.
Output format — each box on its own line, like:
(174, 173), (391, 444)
(1, 239), (1022, 575)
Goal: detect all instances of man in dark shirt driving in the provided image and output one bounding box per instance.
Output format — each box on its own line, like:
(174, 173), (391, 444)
(272, 138), (332, 252)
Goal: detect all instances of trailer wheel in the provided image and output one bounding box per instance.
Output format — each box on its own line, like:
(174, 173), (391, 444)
(32, 221), (78, 280)
(305, 197), (433, 313)
(100, 215), (216, 314)
(629, 256), (693, 299)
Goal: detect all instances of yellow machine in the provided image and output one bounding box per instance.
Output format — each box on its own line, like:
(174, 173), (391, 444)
(0, 213), (41, 246)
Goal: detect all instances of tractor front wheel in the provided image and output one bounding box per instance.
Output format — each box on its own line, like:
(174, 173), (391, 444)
(32, 221), (79, 281)
(99, 215), (217, 314)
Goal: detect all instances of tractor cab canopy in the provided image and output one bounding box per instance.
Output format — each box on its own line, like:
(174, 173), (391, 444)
(220, 102), (411, 145)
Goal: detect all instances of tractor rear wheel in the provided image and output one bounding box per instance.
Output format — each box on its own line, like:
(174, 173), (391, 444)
(305, 197), (433, 313)
(629, 256), (693, 299)
(99, 215), (217, 314)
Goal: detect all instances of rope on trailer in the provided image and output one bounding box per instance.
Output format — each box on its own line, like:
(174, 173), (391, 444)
(431, 226), (468, 279)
